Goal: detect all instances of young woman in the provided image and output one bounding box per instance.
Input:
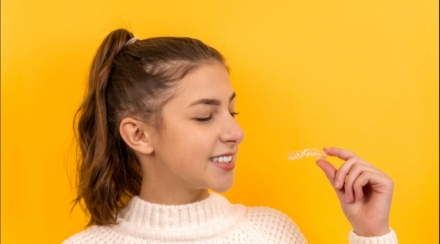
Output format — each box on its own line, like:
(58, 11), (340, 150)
(64, 29), (398, 243)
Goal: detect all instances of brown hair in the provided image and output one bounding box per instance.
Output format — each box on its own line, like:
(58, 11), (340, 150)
(73, 29), (226, 226)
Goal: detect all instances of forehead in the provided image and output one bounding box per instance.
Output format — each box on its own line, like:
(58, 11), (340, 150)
(171, 63), (233, 103)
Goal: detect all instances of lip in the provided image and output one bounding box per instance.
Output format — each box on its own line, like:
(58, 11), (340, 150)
(210, 153), (235, 171)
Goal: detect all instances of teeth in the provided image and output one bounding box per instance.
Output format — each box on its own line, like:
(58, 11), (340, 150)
(210, 156), (232, 163)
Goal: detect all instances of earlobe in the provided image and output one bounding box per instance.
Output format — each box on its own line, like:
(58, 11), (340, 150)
(119, 118), (154, 155)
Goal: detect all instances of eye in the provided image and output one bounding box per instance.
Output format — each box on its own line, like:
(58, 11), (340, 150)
(194, 116), (212, 122)
(230, 112), (240, 118)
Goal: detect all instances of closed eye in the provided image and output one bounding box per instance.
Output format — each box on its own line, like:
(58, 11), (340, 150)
(194, 112), (239, 123)
(194, 116), (212, 122)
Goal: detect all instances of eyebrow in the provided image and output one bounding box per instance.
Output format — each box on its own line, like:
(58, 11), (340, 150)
(189, 92), (236, 107)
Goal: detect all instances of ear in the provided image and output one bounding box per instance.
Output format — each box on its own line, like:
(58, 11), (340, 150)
(119, 118), (154, 155)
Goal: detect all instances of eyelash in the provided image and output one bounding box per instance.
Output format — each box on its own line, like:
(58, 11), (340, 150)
(195, 112), (239, 122)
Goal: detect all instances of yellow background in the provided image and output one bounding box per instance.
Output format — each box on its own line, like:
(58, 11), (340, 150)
(1, 0), (438, 243)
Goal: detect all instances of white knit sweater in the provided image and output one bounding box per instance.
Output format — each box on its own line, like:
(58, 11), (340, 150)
(63, 193), (398, 243)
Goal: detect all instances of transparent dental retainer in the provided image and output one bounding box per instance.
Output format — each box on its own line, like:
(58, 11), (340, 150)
(287, 148), (327, 161)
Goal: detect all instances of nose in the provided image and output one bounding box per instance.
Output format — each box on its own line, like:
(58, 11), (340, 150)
(220, 115), (245, 145)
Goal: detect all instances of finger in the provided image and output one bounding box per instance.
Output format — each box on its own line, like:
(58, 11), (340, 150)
(316, 160), (345, 200)
(353, 173), (365, 201)
(352, 171), (373, 201)
(333, 156), (357, 189)
(343, 163), (363, 202)
(352, 170), (395, 201)
(343, 163), (376, 202)
(331, 152), (371, 189)
(316, 159), (337, 183)
(323, 147), (356, 161)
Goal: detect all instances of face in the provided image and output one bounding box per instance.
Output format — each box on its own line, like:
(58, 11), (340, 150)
(149, 62), (244, 193)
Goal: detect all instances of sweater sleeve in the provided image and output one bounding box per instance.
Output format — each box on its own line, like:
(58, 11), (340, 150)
(349, 228), (398, 244)
(247, 207), (398, 244)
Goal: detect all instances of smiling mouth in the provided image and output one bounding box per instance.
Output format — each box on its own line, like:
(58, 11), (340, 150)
(209, 156), (232, 163)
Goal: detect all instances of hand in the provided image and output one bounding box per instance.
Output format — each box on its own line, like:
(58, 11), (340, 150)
(316, 147), (394, 237)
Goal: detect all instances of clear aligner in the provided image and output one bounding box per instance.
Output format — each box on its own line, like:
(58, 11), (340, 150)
(287, 148), (327, 161)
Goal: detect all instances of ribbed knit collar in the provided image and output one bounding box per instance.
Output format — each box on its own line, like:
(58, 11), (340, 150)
(112, 193), (247, 241)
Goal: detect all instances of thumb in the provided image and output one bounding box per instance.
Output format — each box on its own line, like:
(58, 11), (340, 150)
(316, 159), (337, 185)
(316, 160), (345, 201)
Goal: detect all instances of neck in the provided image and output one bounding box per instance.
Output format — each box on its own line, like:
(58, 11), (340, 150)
(139, 165), (209, 205)
(139, 185), (209, 205)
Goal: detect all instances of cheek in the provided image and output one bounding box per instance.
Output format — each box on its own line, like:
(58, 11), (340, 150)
(165, 125), (215, 162)
(182, 131), (214, 158)
(159, 108), (221, 157)
(180, 132), (215, 170)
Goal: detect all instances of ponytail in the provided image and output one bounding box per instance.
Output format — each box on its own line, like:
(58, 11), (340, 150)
(74, 29), (227, 226)
(74, 29), (142, 226)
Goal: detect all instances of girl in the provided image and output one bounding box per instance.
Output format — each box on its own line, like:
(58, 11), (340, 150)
(64, 29), (398, 243)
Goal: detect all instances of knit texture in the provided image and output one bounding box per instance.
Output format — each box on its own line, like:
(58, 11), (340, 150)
(64, 193), (397, 243)
(349, 229), (398, 244)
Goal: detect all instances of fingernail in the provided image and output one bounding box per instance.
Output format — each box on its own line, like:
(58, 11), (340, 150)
(334, 181), (340, 188)
(345, 195), (351, 202)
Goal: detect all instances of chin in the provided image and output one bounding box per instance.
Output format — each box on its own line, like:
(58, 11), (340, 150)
(210, 175), (234, 193)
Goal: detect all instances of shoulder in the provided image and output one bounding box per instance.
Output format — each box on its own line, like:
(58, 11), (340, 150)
(246, 206), (299, 229)
(244, 206), (307, 243)
(62, 226), (113, 244)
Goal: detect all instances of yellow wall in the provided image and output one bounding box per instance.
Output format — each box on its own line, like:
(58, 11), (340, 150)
(1, 1), (438, 243)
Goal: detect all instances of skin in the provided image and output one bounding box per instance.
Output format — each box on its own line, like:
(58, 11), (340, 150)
(316, 147), (394, 236)
(120, 62), (244, 205)
(120, 62), (394, 237)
